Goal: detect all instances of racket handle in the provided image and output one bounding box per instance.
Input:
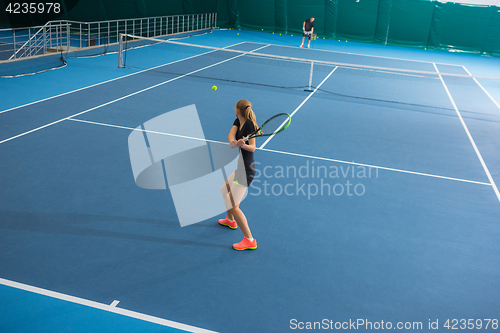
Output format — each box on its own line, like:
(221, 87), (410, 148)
(243, 136), (249, 142)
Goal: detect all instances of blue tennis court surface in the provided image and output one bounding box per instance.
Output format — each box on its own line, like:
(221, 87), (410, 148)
(1, 30), (499, 332)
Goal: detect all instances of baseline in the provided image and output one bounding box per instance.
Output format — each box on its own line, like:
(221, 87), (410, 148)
(67, 117), (491, 186)
(0, 277), (216, 333)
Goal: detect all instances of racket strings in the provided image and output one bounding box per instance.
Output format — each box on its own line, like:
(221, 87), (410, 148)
(260, 114), (291, 136)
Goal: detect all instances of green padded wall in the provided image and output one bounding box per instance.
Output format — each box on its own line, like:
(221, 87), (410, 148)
(385, 0), (435, 48)
(224, 0), (500, 56)
(429, 2), (498, 54)
(335, 0), (380, 42)
(2, 0), (499, 56)
(275, 0), (287, 33)
(237, 0), (275, 31)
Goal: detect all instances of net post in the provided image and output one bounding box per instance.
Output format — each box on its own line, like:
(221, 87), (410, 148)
(305, 61), (314, 92)
(118, 33), (123, 68)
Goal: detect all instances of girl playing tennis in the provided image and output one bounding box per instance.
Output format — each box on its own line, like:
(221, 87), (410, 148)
(219, 99), (258, 250)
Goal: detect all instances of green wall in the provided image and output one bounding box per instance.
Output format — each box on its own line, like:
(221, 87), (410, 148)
(224, 0), (500, 57)
(2, 0), (499, 56)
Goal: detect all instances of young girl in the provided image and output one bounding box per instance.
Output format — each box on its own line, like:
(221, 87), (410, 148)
(219, 99), (258, 250)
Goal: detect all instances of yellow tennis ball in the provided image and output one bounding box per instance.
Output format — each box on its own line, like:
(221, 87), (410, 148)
(291, 34), (293, 36)
(212, 86), (217, 91)
(237, 33), (239, 35)
(424, 48), (427, 50)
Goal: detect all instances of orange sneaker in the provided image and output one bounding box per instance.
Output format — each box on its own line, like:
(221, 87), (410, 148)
(233, 238), (257, 250)
(218, 217), (237, 229)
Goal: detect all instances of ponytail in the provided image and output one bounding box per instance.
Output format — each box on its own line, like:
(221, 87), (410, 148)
(236, 99), (258, 131)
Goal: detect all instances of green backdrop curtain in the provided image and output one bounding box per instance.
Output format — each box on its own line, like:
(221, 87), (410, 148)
(226, 0), (500, 56)
(2, 0), (498, 56)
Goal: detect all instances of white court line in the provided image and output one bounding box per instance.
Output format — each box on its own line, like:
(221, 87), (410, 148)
(434, 63), (500, 203)
(0, 44), (270, 145)
(0, 41), (247, 115)
(69, 118), (225, 144)
(110, 300), (120, 307)
(462, 66), (500, 111)
(0, 278), (217, 333)
(67, 118), (490, 186)
(343, 66), (439, 79)
(259, 147), (491, 186)
(259, 67), (338, 149)
(259, 41), (465, 67)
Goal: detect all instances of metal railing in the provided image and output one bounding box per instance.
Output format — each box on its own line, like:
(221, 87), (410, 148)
(1, 22), (70, 60)
(10, 22), (70, 60)
(55, 13), (216, 49)
(0, 13), (216, 61)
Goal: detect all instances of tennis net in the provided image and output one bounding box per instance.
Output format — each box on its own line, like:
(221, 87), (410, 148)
(118, 34), (500, 118)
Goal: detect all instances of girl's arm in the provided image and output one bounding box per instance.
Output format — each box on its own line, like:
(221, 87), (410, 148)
(237, 137), (256, 152)
(228, 125), (238, 148)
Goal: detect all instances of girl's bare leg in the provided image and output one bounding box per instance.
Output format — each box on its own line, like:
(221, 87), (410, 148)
(230, 205), (252, 239)
(221, 172), (236, 220)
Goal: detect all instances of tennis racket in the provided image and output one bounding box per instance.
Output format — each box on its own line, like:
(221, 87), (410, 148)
(243, 113), (291, 142)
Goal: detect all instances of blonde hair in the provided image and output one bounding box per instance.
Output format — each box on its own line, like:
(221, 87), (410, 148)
(236, 99), (258, 131)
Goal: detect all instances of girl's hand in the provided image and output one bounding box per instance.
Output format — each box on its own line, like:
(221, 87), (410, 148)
(237, 138), (246, 147)
(230, 140), (238, 148)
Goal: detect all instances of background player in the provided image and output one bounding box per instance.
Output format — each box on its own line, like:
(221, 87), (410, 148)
(300, 16), (315, 48)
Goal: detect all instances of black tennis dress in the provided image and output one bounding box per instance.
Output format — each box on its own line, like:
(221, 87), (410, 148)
(233, 118), (256, 187)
